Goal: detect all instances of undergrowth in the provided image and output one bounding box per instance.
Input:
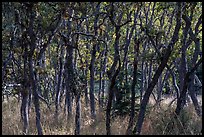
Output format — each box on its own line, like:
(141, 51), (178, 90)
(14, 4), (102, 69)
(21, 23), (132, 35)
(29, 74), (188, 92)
(2, 97), (202, 135)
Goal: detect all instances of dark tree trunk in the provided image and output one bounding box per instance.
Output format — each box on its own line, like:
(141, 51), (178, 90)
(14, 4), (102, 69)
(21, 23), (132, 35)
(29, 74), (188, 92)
(89, 44), (97, 119)
(133, 46), (172, 134)
(106, 4), (131, 134)
(126, 38), (140, 135)
(27, 5), (43, 134)
(106, 15), (123, 135)
(21, 90), (29, 135)
(189, 73), (202, 117)
(133, 3), (181, 134)
(89, 3), (101, 119)
(64, 43), (74, 117)
(63, 6), (74, 117)
(65, 85), (72, 116)
(75, 93), (81, 135)
(175, 57), (202, 116)
(180, 11), (202, 117)
(106, 60), (121, 135)
(106, 26), (121, 135)
(98, 57), (103, 109)
(29, 58), (43, 135)
(21, 44), (30, 135)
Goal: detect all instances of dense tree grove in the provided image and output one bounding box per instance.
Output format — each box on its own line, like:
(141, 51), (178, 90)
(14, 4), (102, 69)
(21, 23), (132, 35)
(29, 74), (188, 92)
(2, 2), (202, 135)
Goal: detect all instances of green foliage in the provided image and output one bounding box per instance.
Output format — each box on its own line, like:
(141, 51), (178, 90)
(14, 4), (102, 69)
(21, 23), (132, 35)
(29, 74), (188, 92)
(2, 2), (202, 135)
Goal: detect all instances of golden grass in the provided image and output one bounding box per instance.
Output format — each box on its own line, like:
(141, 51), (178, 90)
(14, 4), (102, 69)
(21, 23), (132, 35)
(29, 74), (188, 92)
(2, 96), (202, 135)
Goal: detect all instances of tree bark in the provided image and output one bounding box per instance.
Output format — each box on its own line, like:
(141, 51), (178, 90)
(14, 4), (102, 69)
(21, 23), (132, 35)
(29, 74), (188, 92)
(27, 5), (43, 134)
(126, 38), (140, 135)
(89, 43), (97, 119)
(89, 3), (101, 119)
(189, 73), (202, 117)
(55, 45), (64, 118)
(106, 59), (121, 135)
(21, 89), (29, 135)
(175, 57), (202, 116)
(75, 93), (81, 135)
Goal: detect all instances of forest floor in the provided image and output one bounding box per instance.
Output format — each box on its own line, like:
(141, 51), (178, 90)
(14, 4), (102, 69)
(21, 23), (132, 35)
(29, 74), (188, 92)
(2, 95), (202, 135)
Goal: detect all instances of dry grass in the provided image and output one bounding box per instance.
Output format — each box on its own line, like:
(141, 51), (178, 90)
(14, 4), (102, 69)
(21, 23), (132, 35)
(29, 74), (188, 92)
(2, 96), (202, 135)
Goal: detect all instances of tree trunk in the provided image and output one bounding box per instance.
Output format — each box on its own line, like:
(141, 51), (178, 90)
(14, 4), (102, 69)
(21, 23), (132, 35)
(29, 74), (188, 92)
(21, 90), (29, 135)
(65, 85), (72, 116)
(75, 93), (81, 135)
(21, 44), (30, 135)
(133, 3), (181, 133)
(101, 43), (107, 107)
(89, 44), (97, 119)
(126, 38), (140, 135)
(106, 25), (121, 135)
(28, 58), (43, 135)
(133, 45), (173, 134)
(106, 5), (131, 134)
(27, 6), (43, 134)
(84, 68), (89, 107)
(98, 57), (103, 109)
(55, 45), (65, 118)
(140, 60), (144, 103)
(106, 60), (121, 135)
(89, 3), (101, 119)
(189, 73), (202, 117)
(175, 57), (202, 116)
(64, 6), (74, 117)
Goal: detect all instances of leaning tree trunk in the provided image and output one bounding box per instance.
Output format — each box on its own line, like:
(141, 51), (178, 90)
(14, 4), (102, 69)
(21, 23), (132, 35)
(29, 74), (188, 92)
(133, 3), (181, 134)
(133, 45), (173, 135)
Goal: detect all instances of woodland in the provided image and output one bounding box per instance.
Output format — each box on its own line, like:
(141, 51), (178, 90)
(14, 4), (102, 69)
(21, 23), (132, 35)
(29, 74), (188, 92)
(2, 2), (202, 135)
